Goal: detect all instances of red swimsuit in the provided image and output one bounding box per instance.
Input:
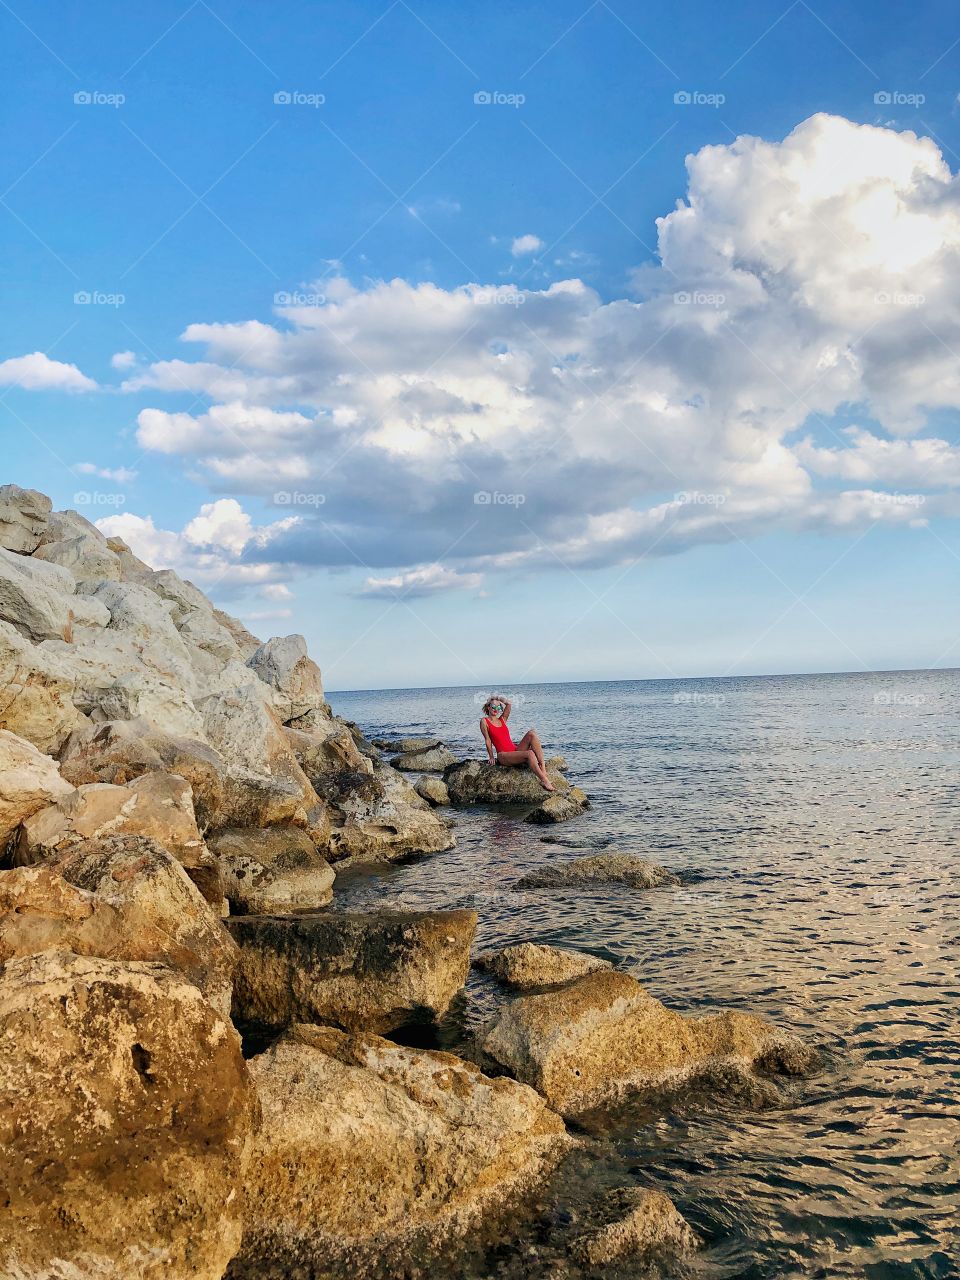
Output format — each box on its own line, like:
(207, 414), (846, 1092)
(484, 717), (516, 753)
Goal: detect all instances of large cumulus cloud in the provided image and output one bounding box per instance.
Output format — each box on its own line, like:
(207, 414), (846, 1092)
(123, 114), (960, 593)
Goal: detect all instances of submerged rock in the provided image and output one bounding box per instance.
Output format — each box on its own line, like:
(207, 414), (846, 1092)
(525, 785), (590, 824)
(390, 742), (458, 772)
(230, 1024), (571, 1277)
(475, 942), (611, 990)
(0, 950), (256, 1280)
(570, 1187), (699, 1267)
(415, 774), (451, 807)
(514, 852), (678, 890)
(479, 968), (814, 1116)
(227, 908), (476, 1033)
(208, 824), (335, 914)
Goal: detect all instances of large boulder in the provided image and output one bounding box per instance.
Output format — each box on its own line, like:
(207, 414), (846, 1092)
(0, 483), (50, 552)
(34, 529), (122, 582)
(479, 968), (815, 1116)
(514, 852), (678, 890)
(444, 756), (576, 805)
(227, 908), (476, 1033)
(0, 834), (237, 1014)
(285, 719), (373, 781)
(230, 1024), (571, 1277)
(208, 825), (335, 914)
(475, 942), (611, 990)
(390, 742), (457, 772)
(0, 950), (256, 1280)
(324, 760), (455, 863)
(0, 619), (88, 752)
(373, 736), (441, 753)
(0, 729), (74, 847)
(246, 633), (326, 724)
(415, 774), (450, 807)
(0, 544), (78, 642)
(525, 786), (590, 824)
(14, 771), (222, 904)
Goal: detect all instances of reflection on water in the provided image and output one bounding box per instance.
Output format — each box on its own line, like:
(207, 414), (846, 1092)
(329, 671), (960, 1278)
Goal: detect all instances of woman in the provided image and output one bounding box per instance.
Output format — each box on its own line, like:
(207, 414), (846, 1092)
(480, 695), (555, 791)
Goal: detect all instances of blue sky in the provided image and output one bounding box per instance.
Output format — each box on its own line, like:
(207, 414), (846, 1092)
(3, 0), (960, 688)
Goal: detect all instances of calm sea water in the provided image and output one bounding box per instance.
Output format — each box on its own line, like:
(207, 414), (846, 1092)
(328, 671), (960, 1279)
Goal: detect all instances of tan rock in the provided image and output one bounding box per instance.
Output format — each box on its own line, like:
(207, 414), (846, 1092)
(15, 771), (222, 904)
(247, 633), (326, 723)
(0, 483), (50, 552)
(227, 908), (476, 1033)
(285, 719), (373, 779)
(232, 1024), (571, 1276)
(415, 774), (450, 807)
(0, 834), (237, 1014)
(479, 968), (815, 1116)
(0, 618), (88, 752)
(444, 756), (576, 805)
(515, 852), (678, 890)
(0, 728), (74, 846)
(526, 785), (590, 824)
(0, 950), (256, 1280)
(372, 735), (439, 753)
(475, 941), (611, 990)
(208, 825), (335, 914)
(326, 760), (455, 863)
(571, 1187), (699, 1267)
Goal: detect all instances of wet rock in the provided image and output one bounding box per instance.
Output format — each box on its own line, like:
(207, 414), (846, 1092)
(208, 825), (335, 914)
(14, 770), (222, 904)
(0, 728), (74, 846)
(570, 1187), (699, 1267)
(373, 735), (440, 753)
(479, 968), (814, 1116)
(444, 757), (580, 811)
(227, 908), (476, 1034)
(390, 742), (458, 772)
(514, 852), (678, 890)
(0, 483), (50, 553)
(0, 834), (238, 1014)
(475, 942), (611, 990)
(325, 761), (456, 863)
(0, 950), (256, 1280)
(230, 1024), (571, 1277)
(415, 775), (451, 807)
(525, 786), (590, 824)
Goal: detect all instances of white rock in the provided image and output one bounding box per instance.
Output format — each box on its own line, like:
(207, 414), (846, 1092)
(0, 544), (75, 641)
(0, 483), (50, 552)
(34, 530), (122, 582)
(0, 729), (75, 845)
(247, 633), (326, 723)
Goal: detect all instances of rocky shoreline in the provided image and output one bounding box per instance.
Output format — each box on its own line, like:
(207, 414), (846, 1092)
(0, 483), (816, 1278)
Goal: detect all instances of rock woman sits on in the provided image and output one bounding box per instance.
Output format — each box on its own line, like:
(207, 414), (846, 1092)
(480, 695), (555, 791)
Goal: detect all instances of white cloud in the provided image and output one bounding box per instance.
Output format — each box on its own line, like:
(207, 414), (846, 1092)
(95, 498), (300, 595)
(0, 352), (96, 392)
(75, 462), (138, 483)
(511, 233), (543, 256)
(110, 350), (137, 370)
(124, 113), (960, 584)
(360, 564), (484, 598)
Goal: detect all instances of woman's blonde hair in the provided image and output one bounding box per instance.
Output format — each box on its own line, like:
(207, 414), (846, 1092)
(482, 694), (504, 715)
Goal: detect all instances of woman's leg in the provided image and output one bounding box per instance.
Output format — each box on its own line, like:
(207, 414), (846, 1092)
(516, 729), (546, 771)
(497, 748), (554, 789)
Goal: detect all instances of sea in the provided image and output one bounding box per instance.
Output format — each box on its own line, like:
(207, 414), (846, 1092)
(327, 670), (960, 1279)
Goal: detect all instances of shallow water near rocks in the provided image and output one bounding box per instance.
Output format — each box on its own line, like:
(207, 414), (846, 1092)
(328, 671), (960, 1279)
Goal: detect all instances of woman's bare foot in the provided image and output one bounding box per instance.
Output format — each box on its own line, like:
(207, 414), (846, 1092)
(540, 778), (555, 791)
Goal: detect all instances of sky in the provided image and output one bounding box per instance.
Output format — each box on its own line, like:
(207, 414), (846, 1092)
(3, 0), (960, 690)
